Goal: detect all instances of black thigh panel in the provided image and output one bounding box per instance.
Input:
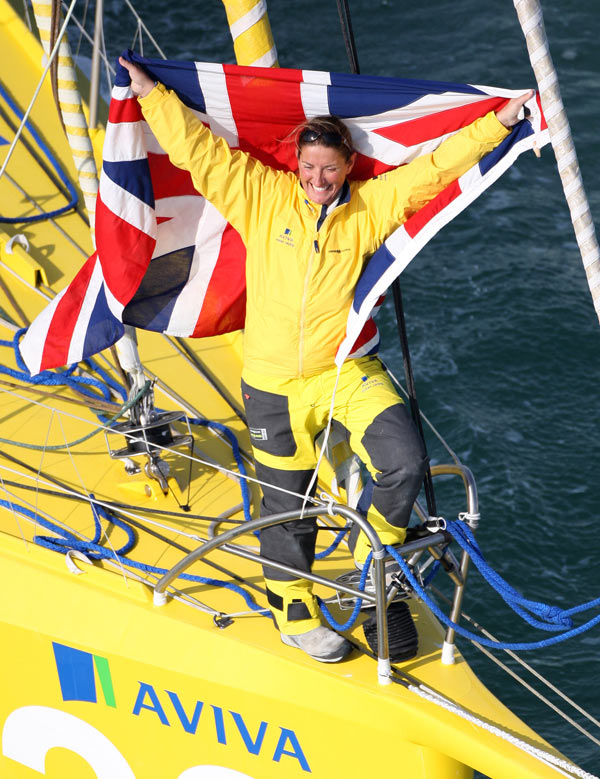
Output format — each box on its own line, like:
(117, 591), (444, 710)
(241, 379), (297, 457)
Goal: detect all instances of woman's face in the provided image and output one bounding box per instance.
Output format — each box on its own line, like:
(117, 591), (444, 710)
(296, 144), (356, 206)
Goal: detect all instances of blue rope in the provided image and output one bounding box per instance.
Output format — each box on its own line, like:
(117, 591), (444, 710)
(1, 330), (118, 411)
(386, 535), (600, 651)
(0, 83), (78, 224)
(446, 520), (576, 631)
(315, 526), (347, 560)
(3, 497), (268, 615)
(318, 553), (372, 632)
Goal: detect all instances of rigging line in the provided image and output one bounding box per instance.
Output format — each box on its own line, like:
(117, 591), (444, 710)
(0, 380), (152, 451)
(0, 473), (28, 548)
(0, 379), (119, 413)
(411, 684), (598, 779)
(473, 640), (600, 748)
(431, 586), (600, 742)
(0, 471), (266, 596)
(55, 413), (133, 586)
(513, 0), (600, 325)
(0, 99), (75, 207)
(0, 0), (79, 182)
(0, 386), (323, 509)
(0, 468), (229, 546)
(163, 335), (247, 425)
(0, 167), (82, 228)
(385, 364), (463, 466)
(22, 0), (33, 30)
(61, 0), (116, 76)
(121, 0), (167, 59)
(0, 475), (244, 527)
(335, 0), (360, 74)
(431, 587), (600, 744)
(151, 373), (253, 468)
(73, 0), (90, 58)
(392, 281), (438, 517)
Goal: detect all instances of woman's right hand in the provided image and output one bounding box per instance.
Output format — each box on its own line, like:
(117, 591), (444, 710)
(118, 56), (155, 98)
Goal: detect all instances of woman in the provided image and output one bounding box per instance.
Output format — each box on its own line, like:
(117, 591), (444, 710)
(120, 56), (531, 663)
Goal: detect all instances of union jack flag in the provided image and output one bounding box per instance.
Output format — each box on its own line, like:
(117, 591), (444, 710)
(19, 52), (548, 375)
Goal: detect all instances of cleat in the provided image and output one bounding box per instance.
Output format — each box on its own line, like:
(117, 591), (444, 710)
(280, 625), (353, 663)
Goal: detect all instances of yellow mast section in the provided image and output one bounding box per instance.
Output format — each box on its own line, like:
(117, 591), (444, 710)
(221, 0), (278, 67)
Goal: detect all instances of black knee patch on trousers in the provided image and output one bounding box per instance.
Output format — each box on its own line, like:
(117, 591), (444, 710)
(254, 461), (318, 581)
(361, 403), (428, 528)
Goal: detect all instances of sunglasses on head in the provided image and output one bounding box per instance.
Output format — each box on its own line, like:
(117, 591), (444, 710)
(298, 127), (351, 149)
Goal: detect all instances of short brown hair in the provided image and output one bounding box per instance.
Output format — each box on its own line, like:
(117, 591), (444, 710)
(294, 115), (354, 161)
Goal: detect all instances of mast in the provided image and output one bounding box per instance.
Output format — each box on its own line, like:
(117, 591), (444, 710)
(513, 0), (600, 323)
(31, 0), (99, 239)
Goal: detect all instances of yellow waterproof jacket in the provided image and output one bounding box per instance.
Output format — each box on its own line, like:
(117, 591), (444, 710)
(140, 85), (508, 378)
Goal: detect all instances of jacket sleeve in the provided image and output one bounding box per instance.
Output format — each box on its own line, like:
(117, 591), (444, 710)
(139, 83), (287, 243)
(359, 111), (510, 241)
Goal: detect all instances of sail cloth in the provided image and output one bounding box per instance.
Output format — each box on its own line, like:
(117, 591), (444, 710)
(19, 53), (548, 375)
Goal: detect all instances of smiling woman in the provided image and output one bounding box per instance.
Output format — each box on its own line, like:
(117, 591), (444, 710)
(294, 116), (356, 206)
(116, 54), (529, 664)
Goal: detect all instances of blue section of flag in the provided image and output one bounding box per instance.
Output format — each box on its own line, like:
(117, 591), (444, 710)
(52, 642), (97, 703)
(328, 71), (485, 118)
(82, 284), (124, 361)
(479, 118), (534, 176)
(123, 245), (195, 331)
(103, 159), (155, 208)
(0, 135), (8, 146)
(120, 50), (207, 113)
(353, 243), (396, 312)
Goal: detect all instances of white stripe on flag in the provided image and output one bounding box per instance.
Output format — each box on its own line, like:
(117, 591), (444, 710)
(166, 200), (229, 334)
(19, 289), (66, 375)
(99, 170), (156, 237)
(300, 70), (331, 118)
(111, 86), (132, 101)
(103, 120), (148, 162)
(66, 260), (105, 365)
(195, 62), (239, 147)
(152, 195), (206, 260)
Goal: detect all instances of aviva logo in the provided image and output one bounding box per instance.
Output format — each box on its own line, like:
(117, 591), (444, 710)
(52, 642), (116, 707)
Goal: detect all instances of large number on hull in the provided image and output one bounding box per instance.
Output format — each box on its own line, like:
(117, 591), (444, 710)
(2, 706), (256, 778)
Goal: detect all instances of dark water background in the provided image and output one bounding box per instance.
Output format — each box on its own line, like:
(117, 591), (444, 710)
(96, 1), (600, 773)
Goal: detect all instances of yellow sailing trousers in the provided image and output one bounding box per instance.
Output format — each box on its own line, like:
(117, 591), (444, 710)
(242, 357), (427, 634)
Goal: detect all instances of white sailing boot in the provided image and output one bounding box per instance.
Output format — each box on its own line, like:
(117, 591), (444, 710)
(280, 625), (353, 663)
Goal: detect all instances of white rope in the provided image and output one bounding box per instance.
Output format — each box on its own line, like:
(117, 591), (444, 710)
(0, 0), (79, 183)
(513, 0), (600, 321)
(410, 683), (599, 779)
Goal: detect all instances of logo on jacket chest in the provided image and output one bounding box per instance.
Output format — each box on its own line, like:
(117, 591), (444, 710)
(275, 228), (296, 248)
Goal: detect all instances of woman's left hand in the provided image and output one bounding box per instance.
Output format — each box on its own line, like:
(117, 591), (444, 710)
(496, 89), (535, 128)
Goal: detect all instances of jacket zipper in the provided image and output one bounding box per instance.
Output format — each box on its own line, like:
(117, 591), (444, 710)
(298, 236), (319, 377)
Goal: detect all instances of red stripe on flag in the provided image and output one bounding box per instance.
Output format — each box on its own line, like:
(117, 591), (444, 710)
(536, 92), (547, 132)
(191, 223), (246, 337)
(351, 152), (396, 180)
(148, 152), (199, 199)
(346, 316), (377, 355)
(108, 96), (143, 124)
(39, 254), (98, 371)
(374, 96), (504, 146)
(404, 179), (461, 239)
(223, 65), (305, 171)
(95, 194), (156, 303)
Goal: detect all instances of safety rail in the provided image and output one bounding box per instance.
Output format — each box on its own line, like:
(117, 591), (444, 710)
(152, 489), (468, 685)
(430, 463), (480, 665)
